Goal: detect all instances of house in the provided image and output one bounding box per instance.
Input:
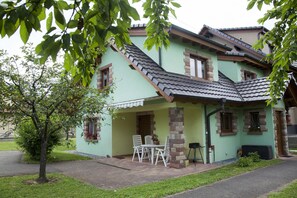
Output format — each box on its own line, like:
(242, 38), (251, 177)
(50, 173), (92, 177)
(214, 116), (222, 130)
(76, 24), (297, 168)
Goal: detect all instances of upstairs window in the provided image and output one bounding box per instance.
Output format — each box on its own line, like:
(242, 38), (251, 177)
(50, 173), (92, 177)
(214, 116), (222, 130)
(101, 68), (109, 88)
(190, 55), (206, 79)
(244, 71), (256, 81)
(97, 63), (112, 89)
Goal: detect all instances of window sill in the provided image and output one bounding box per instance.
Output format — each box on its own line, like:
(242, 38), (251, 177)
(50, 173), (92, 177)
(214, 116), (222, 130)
(84, 138), (98, 143)
(247, 131), (263, 135)
(220, 132), (237, 136)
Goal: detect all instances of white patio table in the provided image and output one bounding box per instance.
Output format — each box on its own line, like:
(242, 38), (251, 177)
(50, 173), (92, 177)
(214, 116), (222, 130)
(140, 144), (165, 164)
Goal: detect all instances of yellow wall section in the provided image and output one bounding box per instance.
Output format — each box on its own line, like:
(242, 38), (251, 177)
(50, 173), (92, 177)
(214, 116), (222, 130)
(112, 112), (136, 156)
(154, 109), (169, 145)
(183, 104), (204, 161)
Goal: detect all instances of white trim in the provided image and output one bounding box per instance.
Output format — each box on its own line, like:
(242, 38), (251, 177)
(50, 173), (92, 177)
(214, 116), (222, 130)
(111, 99), (144, 109)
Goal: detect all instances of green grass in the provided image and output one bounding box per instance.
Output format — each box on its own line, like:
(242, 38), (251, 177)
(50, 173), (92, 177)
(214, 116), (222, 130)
(0, 159), (281, 198)
(0, 140), (18, 151)
(0, 138), (90, 162)
(23, 151), (90, 164)
(268, 180), (297, 198)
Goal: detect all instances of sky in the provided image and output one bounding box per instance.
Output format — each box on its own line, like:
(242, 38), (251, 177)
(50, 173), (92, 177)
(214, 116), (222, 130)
(0, 0), (274, 55)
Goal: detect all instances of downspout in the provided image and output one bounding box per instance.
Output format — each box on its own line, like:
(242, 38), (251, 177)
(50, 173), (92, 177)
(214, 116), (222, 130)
(158, 47), (162, 67)
(205, 98), (226, 164)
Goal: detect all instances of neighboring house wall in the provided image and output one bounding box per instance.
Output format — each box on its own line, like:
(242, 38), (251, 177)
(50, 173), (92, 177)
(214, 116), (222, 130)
(222, 29), (271, 54)
(0, 120), (14, 139)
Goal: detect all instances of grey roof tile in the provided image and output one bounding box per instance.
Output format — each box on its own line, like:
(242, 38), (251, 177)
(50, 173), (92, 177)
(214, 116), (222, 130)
(123, 43), (272, 103)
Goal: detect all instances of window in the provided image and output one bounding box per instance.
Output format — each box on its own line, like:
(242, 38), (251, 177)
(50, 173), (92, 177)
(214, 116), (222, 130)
(220, 112), (233, 134)
(243, 109), (267, 134)
(250, 112), (260, 132)
(190, 55), (206, 79)
(101, 68), (109, 88)
(84, 117), (99, 142)
(97, 63), (112, 89)
(244, 71), (256, 81)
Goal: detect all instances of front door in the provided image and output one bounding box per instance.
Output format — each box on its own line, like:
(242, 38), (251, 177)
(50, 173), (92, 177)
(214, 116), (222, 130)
(275, 111), (284, 156)
(137, 114), (153, 143)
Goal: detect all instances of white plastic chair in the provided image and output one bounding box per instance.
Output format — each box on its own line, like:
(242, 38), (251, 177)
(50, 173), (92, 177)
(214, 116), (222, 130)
(155, 136), (170, 167)
(132, 135), (143, 162)
(144, 135), (153, 160)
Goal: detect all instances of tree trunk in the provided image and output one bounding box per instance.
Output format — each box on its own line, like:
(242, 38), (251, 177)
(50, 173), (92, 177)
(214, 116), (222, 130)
(37, 135), (48, 183)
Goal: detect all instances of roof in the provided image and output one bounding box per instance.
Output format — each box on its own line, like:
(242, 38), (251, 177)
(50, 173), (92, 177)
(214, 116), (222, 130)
(199, 25), (266, 58)
(218, 26), (269, 33)
(129, 24), (232, 53)
(121, 43), (271, 103)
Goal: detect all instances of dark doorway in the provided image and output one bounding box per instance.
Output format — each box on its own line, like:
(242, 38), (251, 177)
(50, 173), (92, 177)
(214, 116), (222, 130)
(275, 111), (285, 156)
(137, 114), (153, 143)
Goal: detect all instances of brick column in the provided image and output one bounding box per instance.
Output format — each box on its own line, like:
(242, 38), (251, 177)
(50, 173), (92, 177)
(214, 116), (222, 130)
(168, 107), (186, 168)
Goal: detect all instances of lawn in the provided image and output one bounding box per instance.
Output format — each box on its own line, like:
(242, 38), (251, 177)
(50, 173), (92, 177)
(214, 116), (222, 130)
(0, 159), (281, 198)
(268, 179), (297, 198)
(0, 138), (90, 162)
(0, 140), (18, 151)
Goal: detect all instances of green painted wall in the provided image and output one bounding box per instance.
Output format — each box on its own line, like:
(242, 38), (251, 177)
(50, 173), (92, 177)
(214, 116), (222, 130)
(240, 106), (275, 153)
(219, 60), (265, 82)
(112, 112), (136, 156)
(100, 47), (158, 103)
(207, 105), (241, 162)
(131, 36), (219, 81)
(76, 114), (112, 156)
(219, 61), (240, 82)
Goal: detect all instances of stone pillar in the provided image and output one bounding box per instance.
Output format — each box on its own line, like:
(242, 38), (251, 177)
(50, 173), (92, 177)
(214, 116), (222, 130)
(168, 107), (186, 168)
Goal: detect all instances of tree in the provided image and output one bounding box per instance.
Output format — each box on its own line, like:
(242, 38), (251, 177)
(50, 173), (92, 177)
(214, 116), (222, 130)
(247, 0), (297, 105)
(0, 0), (180, 85)
(0, 44), (111, 183)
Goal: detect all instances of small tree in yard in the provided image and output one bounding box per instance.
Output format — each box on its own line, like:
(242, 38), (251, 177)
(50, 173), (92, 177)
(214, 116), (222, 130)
(0, 44), (111, 183)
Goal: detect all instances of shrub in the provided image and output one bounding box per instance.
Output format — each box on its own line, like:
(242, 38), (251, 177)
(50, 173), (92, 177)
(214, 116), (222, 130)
(237, 156), (253, 167)
(15, 119), (63, 160)
(248, 152), (261, 162)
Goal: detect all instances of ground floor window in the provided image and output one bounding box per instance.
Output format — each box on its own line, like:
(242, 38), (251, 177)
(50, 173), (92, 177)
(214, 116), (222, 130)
(83, 117), (100, 142)
(216, 110), (237, 136)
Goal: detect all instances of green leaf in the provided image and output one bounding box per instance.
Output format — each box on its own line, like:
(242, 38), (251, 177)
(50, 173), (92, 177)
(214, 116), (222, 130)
(81, 2), (89, 15)
(72, 33), (84, 43)
(38, 7), (46, 21)
(35, 42), (43, 54)
(57, 1), (69, 10)
(63, 52), (72, 71)
(46, 12), (53, 31)
(20, 21), (29, 43)
(50, 40), (61, 61)
(4, 19), (16, 37)
(54, 8), (66, 30)
(62, 33), (70, 50)
(67, 20), (77, 29)
(171, 2), (181, 8)
(257, 1), (263, 10)
(247, 0), (257, 10)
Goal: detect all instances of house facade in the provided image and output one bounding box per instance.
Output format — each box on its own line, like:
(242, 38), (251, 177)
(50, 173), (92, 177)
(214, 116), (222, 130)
(76, 24), (297, 168)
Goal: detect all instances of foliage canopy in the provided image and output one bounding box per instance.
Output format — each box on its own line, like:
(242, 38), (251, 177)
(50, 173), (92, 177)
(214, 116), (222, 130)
(247, 0), (297, 105)
(0, 0), (180, 85)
